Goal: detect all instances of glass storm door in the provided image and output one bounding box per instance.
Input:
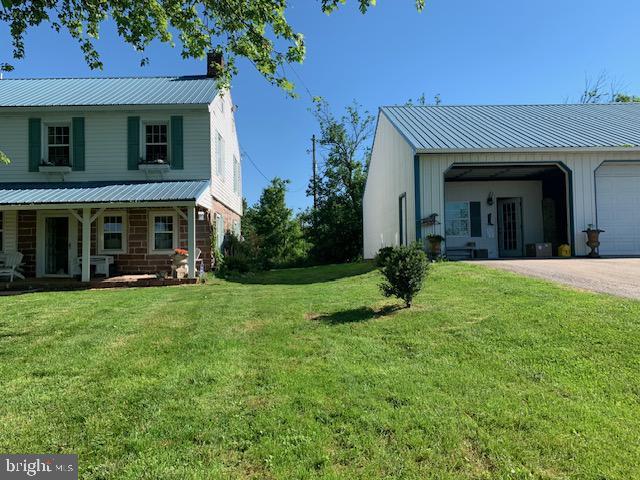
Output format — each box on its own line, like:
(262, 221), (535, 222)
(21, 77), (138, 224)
(45, 216), (70, 275)
(497, 197), (523, 257)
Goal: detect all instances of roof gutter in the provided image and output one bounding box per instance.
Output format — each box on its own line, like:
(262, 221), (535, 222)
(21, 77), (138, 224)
(415, 146), (640, 155)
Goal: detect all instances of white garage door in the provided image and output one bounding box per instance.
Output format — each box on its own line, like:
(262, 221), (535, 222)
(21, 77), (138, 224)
(596, 163), (640, 255)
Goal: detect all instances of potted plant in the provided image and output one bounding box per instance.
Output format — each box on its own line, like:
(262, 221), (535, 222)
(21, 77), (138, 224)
(426, 234), (445, 257)
(582, 224), (605, 258)
(171, 248), (189, 278)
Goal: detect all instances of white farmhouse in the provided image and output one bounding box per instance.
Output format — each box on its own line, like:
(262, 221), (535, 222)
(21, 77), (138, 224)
(0, 54), (242, 281)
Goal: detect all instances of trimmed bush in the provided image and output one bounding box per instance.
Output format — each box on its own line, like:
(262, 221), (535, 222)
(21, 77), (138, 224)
(374, 246), (394, 267)
(377, 243), (429, 308)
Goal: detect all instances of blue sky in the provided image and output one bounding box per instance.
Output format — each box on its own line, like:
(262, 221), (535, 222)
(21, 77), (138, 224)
(2, 0), (640, 211)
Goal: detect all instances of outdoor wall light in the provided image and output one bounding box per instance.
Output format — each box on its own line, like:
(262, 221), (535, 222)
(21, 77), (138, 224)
(487, 192), (495, 206)
(197, 211), (206, 222)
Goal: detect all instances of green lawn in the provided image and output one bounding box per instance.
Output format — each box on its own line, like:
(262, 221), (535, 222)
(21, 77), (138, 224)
(1, 262), (640, 479)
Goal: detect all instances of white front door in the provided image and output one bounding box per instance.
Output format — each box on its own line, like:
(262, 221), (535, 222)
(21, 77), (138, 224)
(36, 212), (78, 277)
(596, 163), (640, 256)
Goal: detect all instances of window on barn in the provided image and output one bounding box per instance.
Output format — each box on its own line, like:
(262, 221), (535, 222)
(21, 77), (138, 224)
(445, 201), (470, 237)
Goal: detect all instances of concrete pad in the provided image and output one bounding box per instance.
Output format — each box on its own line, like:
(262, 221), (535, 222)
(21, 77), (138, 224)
(469, 258), (640, 300)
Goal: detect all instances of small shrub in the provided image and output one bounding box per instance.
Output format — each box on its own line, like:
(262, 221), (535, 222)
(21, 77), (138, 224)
(377, 243), (429, 308)
(375, 246), (394, 267)
(223, 254), (252, 274)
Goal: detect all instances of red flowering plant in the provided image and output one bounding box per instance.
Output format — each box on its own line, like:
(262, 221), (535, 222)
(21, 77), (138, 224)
(174, 248), (189, 256)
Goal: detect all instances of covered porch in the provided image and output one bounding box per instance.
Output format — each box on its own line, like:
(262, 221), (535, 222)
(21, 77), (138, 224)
(441, 163), (572, 259)
(0, 180), (213, 284)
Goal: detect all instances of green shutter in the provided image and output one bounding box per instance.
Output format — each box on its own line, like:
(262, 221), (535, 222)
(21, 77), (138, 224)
(28, 118), (41, 172)
(127, 116), (140, 170)
(470, 201), (482, 237)
(72, 117), (85, 171)
(170, 115), (184, 170)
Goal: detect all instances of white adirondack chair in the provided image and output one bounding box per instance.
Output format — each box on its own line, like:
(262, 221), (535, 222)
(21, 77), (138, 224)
(0, 252), (24, 282)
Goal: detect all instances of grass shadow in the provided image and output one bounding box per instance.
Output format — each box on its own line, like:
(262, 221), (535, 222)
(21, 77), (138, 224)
(310, 304), (404, 325)
(224, 262), (376, 285)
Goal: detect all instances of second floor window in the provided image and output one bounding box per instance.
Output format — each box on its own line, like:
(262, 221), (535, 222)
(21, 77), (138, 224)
(47, 125), (70, 166)
(216, 132), (225, 178)
(145, 124), (168, 163)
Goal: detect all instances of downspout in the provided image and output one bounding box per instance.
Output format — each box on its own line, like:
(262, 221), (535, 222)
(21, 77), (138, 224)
(414, 154), (422, 243)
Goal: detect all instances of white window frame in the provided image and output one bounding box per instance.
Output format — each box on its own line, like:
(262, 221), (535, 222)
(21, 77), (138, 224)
(445, 201), (471, 237)
(233, 156), (240, 194)
(141, 120), (170, 164)
(232, 219), (241, 237)
(148, 211), (179, 254)
(43, 122), (72, 166)
(97, 211), (128, 254)
(216, 131), (225, 178)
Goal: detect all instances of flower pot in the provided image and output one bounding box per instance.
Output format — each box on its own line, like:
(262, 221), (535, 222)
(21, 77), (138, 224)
(427, 238), (443, 258)
(582, 228), (604, 258)
(171, 254), (189, 279)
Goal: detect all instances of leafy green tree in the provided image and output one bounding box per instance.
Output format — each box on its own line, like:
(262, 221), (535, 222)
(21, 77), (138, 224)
(303, 99), (374, 263)
(246, 178), (306, 269)
(0, 150), (9, 164)
(0, 0), (424, 92)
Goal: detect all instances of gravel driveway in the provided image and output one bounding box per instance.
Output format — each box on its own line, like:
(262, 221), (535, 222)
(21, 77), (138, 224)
(470, 258), (640, 300)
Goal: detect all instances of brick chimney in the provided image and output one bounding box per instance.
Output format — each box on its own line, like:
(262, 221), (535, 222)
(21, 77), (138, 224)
(207, 52), (224, 78)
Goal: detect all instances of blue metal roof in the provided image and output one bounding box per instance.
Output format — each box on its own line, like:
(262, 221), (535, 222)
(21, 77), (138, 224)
(0, 180), (210, 205)
(0, 76), (217, 107)
(381, 104), (640, 151)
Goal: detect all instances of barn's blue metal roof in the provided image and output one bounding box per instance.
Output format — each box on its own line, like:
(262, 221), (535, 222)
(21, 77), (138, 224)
(0, 180), (209, 205)
(381, 104), (640, 151)
(0, 76), (217, 107)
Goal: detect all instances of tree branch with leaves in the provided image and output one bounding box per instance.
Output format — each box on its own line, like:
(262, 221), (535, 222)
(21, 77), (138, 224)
(0, 0), (424, 93)
(303, 99), (374, 263)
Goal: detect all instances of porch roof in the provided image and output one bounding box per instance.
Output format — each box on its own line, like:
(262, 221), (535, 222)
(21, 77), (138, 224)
(0, 180), (210, 207)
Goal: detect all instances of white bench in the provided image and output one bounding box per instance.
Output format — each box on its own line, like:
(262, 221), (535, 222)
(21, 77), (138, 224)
(78, 255), (114, 278)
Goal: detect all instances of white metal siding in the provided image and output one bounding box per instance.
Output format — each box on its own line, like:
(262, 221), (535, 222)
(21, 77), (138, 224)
(419, 151), (640, 256)
(209, 92), (242, 216)
(595, 162), (640, 255)
(0, 108), (211, 182)
(363, 114), (416, 258)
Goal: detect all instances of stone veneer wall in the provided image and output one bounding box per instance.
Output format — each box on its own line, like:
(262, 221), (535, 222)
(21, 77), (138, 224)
(89, 207), (213, 275)
(15, 207), (213, 277)
(16, 211), (36, 278)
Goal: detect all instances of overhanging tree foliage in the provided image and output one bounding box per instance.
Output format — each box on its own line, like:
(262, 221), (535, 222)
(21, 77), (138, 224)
(0, 0), (424, 92)
(303, 99), (374, 263)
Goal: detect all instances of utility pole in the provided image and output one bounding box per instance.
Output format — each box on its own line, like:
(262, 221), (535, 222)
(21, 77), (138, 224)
(311, 134), (318, 211)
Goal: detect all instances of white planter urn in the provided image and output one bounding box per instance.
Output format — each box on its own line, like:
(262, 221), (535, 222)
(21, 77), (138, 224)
(172, 253), (189, 279)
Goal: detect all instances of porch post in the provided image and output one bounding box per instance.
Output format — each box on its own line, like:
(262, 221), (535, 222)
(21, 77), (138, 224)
(81, 207), (91, 282)
(187, 205), (196, 279)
